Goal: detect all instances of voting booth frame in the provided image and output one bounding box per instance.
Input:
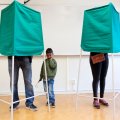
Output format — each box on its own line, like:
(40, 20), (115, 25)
(0, 51), (119, 120)
(0, 1), (46, 119)
(0, 51), (51, 120)
(76, 49), (120, 120)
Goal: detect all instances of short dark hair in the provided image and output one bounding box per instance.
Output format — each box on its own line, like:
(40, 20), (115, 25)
(46, 48), (53, 54)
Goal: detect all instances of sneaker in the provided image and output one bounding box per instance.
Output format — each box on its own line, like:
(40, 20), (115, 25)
(26, 104), (38, 111)
(99, 99), (109, 106)
(93, 100), (100, 109)
(51, 103), (55, 108)
(9, 104), (19, 111)
(46, 102), (52, 106)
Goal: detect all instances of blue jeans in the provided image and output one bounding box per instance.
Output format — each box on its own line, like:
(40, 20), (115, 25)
(43, 79), (55, 104)
(8, 57), (34, 106)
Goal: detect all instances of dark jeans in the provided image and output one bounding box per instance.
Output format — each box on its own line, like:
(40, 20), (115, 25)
(43, 79), (55, 104)
(8, 57), (34, 106)
(90, 53), (109, 98)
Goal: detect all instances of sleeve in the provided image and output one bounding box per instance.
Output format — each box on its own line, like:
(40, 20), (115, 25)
(39, 62), (44, 81)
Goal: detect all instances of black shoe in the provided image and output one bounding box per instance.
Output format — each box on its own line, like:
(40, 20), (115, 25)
(9, 104), (19, 111)
(93, 100), (100, 109)
(51, 103), (55, 108)
(99, 99), (109, 106)
(46, 102), (51, 106)
(26, 104), (38, 111)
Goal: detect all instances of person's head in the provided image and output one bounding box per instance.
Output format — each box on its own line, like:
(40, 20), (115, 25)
(46, 48), (53, 59)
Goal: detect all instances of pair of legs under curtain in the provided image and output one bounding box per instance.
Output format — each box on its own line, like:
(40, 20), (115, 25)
(90, 52), (109, 109)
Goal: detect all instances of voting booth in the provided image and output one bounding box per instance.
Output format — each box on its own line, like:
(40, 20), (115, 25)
(81, 3), (120, 53)
(0, 1), (49, 120)
(0, 0), (44, 56)
(77, 3), (120, 120)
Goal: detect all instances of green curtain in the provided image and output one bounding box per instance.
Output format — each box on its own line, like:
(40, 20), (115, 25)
(81, 3), (120, 53)
(0, 1), (44, 56)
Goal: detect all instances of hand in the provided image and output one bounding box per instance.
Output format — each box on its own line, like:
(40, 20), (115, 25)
(38, 78), (42, 83)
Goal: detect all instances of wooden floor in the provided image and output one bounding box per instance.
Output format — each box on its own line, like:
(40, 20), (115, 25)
(0, 94), (120, 120)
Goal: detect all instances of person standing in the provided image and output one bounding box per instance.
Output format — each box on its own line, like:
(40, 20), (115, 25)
(8, 56), (37, 111)
(39, 48), (57, 108)
(90, 52), (109, 109)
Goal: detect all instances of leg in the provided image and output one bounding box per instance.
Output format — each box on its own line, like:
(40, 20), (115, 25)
(48, 79), (55, 104)
(43, 80), (47, 93)
(90, 58), (102, 99)
(43, 79), (55, 107)
(8, 58), (20, 107)
(100, 56), (109, 98)
(21, 57), (34, 106)
(43, 80), (49, 105)
(99, 56), (109, 106)
(89, 56), (102, 109)
(43, 80), (48, 100)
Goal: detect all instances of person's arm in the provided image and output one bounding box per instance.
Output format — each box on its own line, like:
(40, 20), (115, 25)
(48, 58), (57, 69)
(39, 62), (44, 81)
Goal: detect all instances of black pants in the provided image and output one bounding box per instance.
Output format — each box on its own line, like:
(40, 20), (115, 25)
(90, 53), (109, 98)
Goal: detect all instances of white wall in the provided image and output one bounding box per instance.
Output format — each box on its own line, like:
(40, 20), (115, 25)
(0, 55), (120, 95)
(0, 0), (120, 95)
(27, 0), (120, 55)
(1, 0), (120, 55)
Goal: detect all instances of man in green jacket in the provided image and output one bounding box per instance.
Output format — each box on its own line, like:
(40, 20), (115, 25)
(39, 48), (57, 107)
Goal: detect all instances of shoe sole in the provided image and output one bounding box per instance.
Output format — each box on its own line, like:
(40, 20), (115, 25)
(99, 102), (109, 106)
(100, 103), (109, 106)
(46, 104), (55, 108)
(51, 106), (55, 108)
(93, 105), (100, 109)
(26, 107), (38, 111)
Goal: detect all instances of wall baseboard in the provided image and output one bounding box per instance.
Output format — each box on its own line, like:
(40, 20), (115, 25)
(0, 89), (120, 96)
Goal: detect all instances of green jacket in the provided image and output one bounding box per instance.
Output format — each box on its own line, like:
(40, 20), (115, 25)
(40, 58), (57, 81)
